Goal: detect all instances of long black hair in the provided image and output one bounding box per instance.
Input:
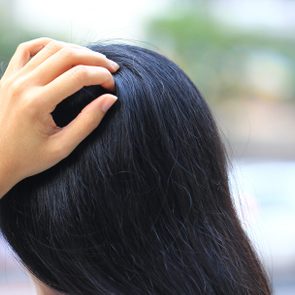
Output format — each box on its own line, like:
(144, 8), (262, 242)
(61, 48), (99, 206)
(0, 43), (270, 294)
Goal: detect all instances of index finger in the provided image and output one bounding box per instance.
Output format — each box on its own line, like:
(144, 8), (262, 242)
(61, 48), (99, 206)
(2, 37), (53, 79)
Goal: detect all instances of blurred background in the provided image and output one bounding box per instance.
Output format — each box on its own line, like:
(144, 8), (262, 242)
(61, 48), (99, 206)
(0, 0), (294, 294)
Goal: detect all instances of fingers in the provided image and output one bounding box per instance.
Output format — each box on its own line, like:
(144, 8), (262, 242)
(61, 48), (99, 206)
(20, 40), (119, 78)
(2, 37), (53, 79)
(40, 65), (115, 109)
(50, 94), (118, 158)
(28, 45), (119, 85)
(20, 40), (90, 74)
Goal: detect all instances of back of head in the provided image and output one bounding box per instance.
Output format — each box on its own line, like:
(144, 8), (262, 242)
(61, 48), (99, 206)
(0, 43), (270, 294)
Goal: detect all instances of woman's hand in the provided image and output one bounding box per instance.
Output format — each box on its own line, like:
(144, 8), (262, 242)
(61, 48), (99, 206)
(0, 37), (119, 198)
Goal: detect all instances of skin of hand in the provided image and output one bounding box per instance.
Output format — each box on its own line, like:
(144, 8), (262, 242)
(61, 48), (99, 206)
(0, 37), (120, 199)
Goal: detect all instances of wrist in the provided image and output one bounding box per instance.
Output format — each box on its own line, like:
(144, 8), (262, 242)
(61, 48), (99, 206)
(0, 159), (18, 199)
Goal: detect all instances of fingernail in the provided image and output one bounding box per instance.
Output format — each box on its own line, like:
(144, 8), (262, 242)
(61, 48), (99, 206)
(101, 95), (118, 113)
(108, 60), (120, 71)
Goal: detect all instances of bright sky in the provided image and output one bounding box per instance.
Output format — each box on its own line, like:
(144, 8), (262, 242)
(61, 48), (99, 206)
(12, 0), (295, 44)
(15, 0), (170, 44)
(212, 0), (295, 36)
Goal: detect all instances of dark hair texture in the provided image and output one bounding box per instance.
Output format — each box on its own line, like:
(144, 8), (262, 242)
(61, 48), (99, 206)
(0, 43), (270, 295)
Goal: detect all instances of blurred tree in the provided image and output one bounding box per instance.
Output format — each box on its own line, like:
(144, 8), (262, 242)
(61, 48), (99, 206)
(146, 2), (295, 104)
(0, 0), (64, 76)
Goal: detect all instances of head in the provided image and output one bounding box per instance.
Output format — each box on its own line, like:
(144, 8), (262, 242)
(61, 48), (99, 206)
(0, 43), (270, 294)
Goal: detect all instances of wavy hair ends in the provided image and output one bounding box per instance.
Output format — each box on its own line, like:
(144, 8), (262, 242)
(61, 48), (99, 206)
(0, 43), (271, 295)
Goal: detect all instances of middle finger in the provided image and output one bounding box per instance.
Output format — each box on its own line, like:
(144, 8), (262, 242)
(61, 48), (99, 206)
(28, 46), (119, 86)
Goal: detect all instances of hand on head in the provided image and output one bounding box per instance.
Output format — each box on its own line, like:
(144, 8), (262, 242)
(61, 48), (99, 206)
(0, 37), (119, 198)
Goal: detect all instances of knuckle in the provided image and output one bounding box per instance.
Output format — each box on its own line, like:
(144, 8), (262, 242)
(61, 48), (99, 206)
(98, 66), (110, 76)
(97, 67), (112, 83)
(98, 68), (114, 86)
(7, 82), (41, 115)
(24, 94), (42, 111)
(10, 96), (39, 121)
(59, 46), (76, 59)
(45, 40), (62, 53)
(9, 79), (26, 98)
(21, 98), (36, 114)
(29, 37), (53, 46)
(16, 41), (28, 52)
(72, 65), (89, 82)
(19, 90), (40, 111)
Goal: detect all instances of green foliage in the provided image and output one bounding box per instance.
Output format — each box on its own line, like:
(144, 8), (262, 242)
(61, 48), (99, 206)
(146, 7), (295, 103)
(0, 4), (65, 76)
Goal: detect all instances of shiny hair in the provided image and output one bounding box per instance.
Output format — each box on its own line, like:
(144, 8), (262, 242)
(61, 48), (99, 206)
(0, 43), (271, 294)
